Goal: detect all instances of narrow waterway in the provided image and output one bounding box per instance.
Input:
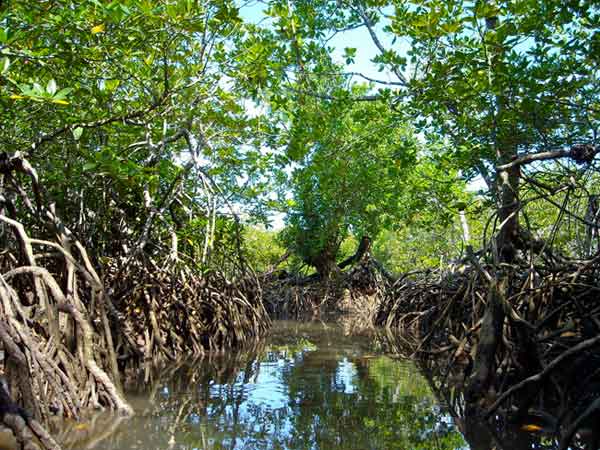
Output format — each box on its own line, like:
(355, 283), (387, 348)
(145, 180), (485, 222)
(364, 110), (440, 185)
(53, 321), (467, 450)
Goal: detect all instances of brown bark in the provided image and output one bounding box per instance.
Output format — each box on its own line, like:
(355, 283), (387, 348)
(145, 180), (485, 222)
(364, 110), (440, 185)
(0, 374), (61, 450)
(311, 235), (372, 280)
(338, 236), (371, 270)
(465, 278), (506, 406)
(313, 254), (340, 280)
(496, 162), (520, 262)
(585, 195), (600, 255)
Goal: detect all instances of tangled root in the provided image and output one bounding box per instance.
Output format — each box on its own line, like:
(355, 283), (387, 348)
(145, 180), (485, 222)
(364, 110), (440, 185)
(106, 258), (270, 365)
(376, 254), (600, 448)
(263, 256), (390, 326)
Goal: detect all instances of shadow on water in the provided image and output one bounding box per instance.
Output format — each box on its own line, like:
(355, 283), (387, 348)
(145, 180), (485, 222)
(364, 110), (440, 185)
(51, 321), (468, 450)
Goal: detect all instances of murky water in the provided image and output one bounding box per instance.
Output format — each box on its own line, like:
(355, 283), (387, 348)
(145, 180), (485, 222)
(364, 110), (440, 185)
(54, 321), (468, 450)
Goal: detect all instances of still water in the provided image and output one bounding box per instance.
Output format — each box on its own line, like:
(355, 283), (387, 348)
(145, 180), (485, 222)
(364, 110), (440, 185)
(55, 321), (467, 450)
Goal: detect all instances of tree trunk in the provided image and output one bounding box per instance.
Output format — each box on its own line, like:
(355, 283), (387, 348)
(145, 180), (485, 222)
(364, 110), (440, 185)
(465, 277), (507, 405)
(496, 158), (520, 262)
(466, 5), (519, 410)
(338, 235), (371, 269)
(313, 251), (340, 280)
(585, 195), (599, 256)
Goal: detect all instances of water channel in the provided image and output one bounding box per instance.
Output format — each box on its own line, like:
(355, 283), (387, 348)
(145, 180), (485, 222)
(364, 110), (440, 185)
(48, 321), (469, 450)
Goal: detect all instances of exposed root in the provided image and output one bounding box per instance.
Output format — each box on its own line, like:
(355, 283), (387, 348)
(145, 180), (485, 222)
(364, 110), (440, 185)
(0, 379), (60, 450)
(0, 152), (271, 450)
(375, 252), (600, 448)
(106, 258), (270, 365)
(263, 257), (389, 326)
(0, 217), (133, 426)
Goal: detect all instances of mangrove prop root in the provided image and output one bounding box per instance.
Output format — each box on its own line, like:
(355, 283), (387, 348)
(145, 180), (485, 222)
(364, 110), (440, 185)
(0, 152), (270, 449)
(0, 220), (133, 450)
(263, 257), (390, 324)
(0, 374), (61, 450)
(106, 258), (270, 365)
(375, 253), (600, 448)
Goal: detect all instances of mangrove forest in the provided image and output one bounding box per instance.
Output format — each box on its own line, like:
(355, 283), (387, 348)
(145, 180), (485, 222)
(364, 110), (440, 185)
(1, 0), (600, 449)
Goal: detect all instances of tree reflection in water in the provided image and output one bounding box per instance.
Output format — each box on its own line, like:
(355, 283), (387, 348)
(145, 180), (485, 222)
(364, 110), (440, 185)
(53, 321), (470, 450)
(375, 328), (596, 450)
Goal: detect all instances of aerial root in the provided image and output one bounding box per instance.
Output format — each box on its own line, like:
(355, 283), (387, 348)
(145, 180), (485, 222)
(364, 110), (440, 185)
(376, 253), (600, 447)
(0, 153), (270, 450)
(263, 256), (390, 326)
(0, 219), (134, 450)
(106, 258), (270, 367)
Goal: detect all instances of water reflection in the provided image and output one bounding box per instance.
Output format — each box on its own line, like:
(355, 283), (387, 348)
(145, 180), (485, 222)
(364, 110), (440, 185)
(374, 328), (595, 450)
(56, 321), (467, 450)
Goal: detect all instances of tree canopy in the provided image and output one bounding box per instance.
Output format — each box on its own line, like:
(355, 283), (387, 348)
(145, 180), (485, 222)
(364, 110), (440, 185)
(1, 0), (598, 275)
(3, 1), (600, 448)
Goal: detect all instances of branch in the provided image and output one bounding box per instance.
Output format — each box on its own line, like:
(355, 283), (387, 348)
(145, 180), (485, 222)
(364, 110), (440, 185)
(129, 161), (194, 257)
(484, 334), (600, 417)
(26, 93), (170, 157)
(338, 235), (371, 269)
(496, 144), (598, 170)
(353, 5), (408, 86)
(344, 72), (405, 86)
(288, 87), (380, 102)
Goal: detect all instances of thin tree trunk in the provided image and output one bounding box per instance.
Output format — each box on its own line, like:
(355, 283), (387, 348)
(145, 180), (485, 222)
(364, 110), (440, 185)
(459, 210), (470, 243)
(466, 6), (519, 409)
(338, 235), (371, 269)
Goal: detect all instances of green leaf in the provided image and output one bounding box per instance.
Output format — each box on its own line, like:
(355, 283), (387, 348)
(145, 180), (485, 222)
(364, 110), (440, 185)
(82, 162), (97, 171)
(72, 127), (83, 141)
(18, 83), (34, 96)
(32, 82), (44, 96)
(344, 47), (357, 64)
(53, 87), (73, 100)
(1, 57), (9, 74)
(46, 79), (57, 95)
(105, 79), (120, 91)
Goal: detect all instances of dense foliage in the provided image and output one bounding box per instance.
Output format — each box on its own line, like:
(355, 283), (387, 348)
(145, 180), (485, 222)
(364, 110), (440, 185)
(1, 0), (278, 270)
(2, 0), (598, 273)
(280, 93), (420, 275)
(2, 1), (600, 448)
(0, 0), (496, 276)
(239, 0), (600, 268)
